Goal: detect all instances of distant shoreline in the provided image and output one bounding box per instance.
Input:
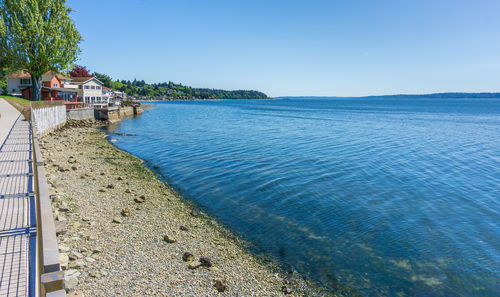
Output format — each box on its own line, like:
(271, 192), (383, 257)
(138, 98), (274, 102)
(277, 92), (500, 99)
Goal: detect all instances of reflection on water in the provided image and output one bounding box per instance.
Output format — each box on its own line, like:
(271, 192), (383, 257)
(107, 98), (500, 296)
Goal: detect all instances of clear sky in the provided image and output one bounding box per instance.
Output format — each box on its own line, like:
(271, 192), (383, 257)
(68, 0), (500, 97)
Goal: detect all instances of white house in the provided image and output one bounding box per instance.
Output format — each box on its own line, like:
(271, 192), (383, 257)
(69, 77), (107, 107)
(6, 72), (32, 96)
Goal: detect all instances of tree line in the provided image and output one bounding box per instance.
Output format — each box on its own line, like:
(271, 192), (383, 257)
(91, 72), (268, 100)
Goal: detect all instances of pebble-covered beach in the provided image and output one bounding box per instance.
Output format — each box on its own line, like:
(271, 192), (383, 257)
(39, 120), (328, 296)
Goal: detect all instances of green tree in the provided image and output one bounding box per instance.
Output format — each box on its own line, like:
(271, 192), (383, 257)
(0, 0), (82, 100)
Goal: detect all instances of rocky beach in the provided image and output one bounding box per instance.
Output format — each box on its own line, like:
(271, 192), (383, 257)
(39, 120), (328, 296)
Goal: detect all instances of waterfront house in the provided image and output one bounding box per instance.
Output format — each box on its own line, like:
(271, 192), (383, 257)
(7, 71), (81, 108)
(69, 77), (107, 107)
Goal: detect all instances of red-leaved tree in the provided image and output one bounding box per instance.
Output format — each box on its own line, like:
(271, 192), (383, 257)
(70, 65), (94, 77)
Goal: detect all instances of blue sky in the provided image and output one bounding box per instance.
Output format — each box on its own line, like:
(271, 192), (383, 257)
(68, 0), (500, 97)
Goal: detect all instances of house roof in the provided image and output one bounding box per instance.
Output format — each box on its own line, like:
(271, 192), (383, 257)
(69, 76), (104, 85)
(70, 76), (94, 82)
(7, 70), (70, 82)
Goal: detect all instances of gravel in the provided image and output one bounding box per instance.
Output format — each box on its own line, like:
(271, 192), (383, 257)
(40, 120), (328, 296)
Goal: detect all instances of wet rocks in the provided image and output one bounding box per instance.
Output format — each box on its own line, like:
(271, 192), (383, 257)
(106, 184), (114, 189)
(282, 286), (292, 295)
(121, 208), (130, 217)
(134, 196), (145, 203)
(215, 278), (227, 292)
(182, 252), (194, 262)
(188, 260), (202, 269)
(163, 234), (176, 243)
(190, 208), (199, 217)
(199, 257), (212, 267)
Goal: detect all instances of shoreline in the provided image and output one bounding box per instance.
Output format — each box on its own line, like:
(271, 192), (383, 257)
(39, 120), (329, 296)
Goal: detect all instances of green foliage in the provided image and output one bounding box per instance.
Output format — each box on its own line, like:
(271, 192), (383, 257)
(0, 0), (82, 100)
(96, 74), (268, 100)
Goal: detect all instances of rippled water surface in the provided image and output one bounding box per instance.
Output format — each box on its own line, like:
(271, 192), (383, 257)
(108, 98), (500, 296)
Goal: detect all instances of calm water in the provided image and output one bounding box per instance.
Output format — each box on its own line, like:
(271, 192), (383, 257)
(107, 98), (500, 296)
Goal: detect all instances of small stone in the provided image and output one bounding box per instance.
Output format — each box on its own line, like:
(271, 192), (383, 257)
(100, 172), (105, 176)
(199, 257), (212, 267)
(215, 278), (227, 292)
(107, 184), (114, 189)
(71, 166), (77, 170)
(179, 225), (189, 231)
(117, 176), (123, 181)
(121, 208), (130, 217)
(59, 244), (70, 253)
(163, 234), (176, 243)
(89, 271), (102, 278)
(92, 248), (101, 254)
(73, 222), (82, 229)
(112, 217), (123, 224)
(55, 221), (67, 236)
(134, 197), (145, 203)
(182, 252), (194, 262)
(208, 266), (219, 272)
(190, 208), (199, 217)
(125, 189), (131, 193)
(282, 286), (292, 295)
(65, 269), (81, 291)
(69, 259), (85, 269)
(99, 189), (106, 193)
(69, 251), (84, 260)
(188, 261), (202, 269)
(59, 253), (69, 270)
(82, 217), (91, 222)
(85, 257), (96, 263)
(67, 290), (84, 297)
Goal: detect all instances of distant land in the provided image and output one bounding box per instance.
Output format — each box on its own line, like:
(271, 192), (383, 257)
(93, 72), (269, 100)
(277, 92), (500, 99)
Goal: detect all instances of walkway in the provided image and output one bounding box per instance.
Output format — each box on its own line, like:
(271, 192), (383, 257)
(0, 99), (34, 297)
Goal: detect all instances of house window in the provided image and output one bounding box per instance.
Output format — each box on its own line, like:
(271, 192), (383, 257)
(96, 86), (101, 90)
(85, 85), (90, 89)
(54, 83), (58, 88)
(85, 96), (90, 103)
(91, 96), (95, 103)
(20, 78), (31, 85)
(91, 86), (95, 89)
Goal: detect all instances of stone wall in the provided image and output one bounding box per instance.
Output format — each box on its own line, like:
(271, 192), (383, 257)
(119, 107), (134, 118)
(66, 108), (94, 121)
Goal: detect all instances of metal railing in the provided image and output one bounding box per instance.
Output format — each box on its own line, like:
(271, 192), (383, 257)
(30, 111), (66, 297)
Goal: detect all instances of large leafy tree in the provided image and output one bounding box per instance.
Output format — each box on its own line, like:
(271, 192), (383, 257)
(0, 0), (82, 100)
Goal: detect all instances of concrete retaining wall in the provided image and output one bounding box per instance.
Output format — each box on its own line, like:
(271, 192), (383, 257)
(66, 108), (94, 120)
(32, 106), (66, 137)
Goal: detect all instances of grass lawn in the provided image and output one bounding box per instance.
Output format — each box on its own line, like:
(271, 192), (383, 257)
(1, 95), (63, 118)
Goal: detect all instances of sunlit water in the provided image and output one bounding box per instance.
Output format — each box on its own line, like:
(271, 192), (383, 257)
(107, 98), (500, 296)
